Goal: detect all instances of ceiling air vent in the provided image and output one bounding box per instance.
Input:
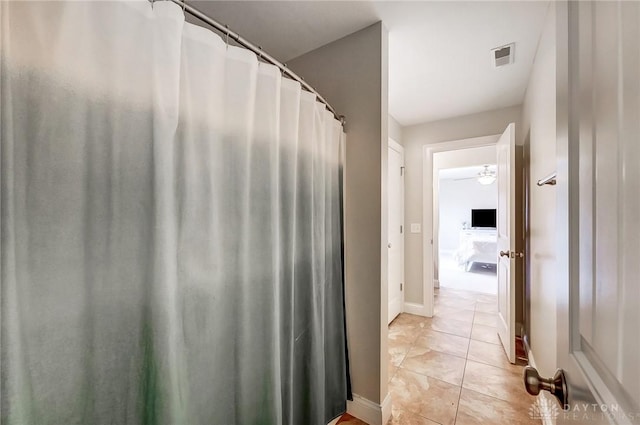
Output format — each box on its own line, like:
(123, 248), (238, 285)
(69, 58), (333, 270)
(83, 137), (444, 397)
(491, 43), (515, 68)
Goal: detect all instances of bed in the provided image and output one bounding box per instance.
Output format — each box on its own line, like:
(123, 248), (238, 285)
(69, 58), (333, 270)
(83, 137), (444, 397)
(454, 230), (498, 272)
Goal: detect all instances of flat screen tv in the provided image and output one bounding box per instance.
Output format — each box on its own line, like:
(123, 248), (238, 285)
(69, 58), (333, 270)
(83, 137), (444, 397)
(471, 209), (496, 228)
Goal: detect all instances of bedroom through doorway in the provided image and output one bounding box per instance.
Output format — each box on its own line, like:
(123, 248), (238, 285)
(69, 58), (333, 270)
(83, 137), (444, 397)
(437, 165), (498, 296)
(432, 161), (500, 346)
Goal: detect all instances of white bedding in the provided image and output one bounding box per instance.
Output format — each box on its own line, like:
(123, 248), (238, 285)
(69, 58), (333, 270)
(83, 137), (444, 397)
(454, 239), (497, 271)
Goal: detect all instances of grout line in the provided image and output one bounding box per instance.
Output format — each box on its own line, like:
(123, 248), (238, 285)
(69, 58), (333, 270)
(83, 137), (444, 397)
(394, 360), (464, 388)
(458, 386), (537, 410)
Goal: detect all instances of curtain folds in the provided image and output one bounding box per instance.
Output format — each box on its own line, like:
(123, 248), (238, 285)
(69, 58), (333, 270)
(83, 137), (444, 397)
(0, 1), (348, 424)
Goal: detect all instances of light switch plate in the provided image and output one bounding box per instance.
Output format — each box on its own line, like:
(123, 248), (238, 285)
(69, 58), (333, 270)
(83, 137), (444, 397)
(410, 223), (421, 233)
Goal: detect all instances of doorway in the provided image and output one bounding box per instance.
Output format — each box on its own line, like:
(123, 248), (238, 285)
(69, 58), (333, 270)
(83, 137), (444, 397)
(436, 164), (498, 296)
(422, 125), (523, 364)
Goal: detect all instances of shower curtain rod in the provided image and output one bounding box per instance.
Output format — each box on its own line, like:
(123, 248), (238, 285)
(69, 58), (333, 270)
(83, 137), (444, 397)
(159, 0), (346, 128)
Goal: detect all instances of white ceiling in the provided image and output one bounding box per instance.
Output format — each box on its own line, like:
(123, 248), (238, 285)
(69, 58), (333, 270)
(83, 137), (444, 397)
(190, 1), (550, 126)
(439, 164), (496, 181)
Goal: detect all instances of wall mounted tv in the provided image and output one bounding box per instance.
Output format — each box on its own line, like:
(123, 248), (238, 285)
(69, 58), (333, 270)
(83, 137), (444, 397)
(471, 209), (496, 228)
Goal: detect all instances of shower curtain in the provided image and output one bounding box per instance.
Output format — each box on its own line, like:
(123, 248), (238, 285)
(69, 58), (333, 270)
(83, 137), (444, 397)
(0, 1), (348, 424)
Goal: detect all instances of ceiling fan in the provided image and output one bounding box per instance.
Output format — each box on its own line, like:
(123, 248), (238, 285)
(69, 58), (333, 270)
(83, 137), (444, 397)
(452, 164), (497, 185)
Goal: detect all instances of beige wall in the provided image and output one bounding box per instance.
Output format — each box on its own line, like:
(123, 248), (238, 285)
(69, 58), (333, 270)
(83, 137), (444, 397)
(289, 22), (389, 405)
(402, 106), (522, 304)
(389, 115), (403, 144)
(521, 3), (556, 377)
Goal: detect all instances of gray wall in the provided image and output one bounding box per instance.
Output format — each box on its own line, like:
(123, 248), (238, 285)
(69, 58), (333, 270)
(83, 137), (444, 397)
(402, 105), (522, 304)
(521, 3), (556, 377)
(289, 22), (389, 405)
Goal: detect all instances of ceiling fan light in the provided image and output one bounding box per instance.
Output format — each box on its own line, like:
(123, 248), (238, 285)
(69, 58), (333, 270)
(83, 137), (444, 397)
(478, 175), (496, 185)
(477, 165), (496, 185)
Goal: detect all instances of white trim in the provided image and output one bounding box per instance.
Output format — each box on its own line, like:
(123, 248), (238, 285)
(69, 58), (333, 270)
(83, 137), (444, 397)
(403, 302), (428, 317)
(389, 137), (403, 153)
(422, 135), (500, 319)
(381, 392), (392, 425)
(347, 393), (389, 425)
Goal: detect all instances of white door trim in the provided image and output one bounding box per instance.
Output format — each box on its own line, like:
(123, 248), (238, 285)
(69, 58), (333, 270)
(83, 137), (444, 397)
(388, 137), (404, 323)
(389, 138), (403, 154)
(422, 134), (499, 317)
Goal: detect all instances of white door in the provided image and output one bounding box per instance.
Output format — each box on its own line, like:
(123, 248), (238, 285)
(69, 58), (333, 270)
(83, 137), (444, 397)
(388, 139), (404, 324)
(548, 1), (640, 422)
(496, 123), (516, 364)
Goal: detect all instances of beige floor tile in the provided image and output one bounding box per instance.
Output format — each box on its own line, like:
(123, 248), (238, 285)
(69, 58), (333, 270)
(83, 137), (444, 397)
(467, 339), (520, 372)
(429, 316), (473, 338)
(401, 346), (467, 386)
(476, 294), (497, 304)
(472, 311), (497, 327)
(475, 301), (497, 313)
(389, 363), (399, 382)
(437, 288), (479, 301)
(455, 388), (539, 425)
(470, 323), (501, 345)
(433, 306), (476, 324)
(389, 326), (420, 348)
(387, 407), (439, 425)
(415, 329), (469, 358)
(435, 296), (476, 311)
(390, 313), (431, 330)
(462, 360), (532, 404)
(390, 343), (412, 367)
(389, 368), (460, 425)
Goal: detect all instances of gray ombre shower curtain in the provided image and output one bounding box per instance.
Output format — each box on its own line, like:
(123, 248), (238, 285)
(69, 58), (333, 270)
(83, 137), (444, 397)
(0, 1), (348, 424)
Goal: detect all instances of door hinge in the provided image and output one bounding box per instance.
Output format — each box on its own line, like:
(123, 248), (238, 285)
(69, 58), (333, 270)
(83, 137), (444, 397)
(400, 166), (405, 176)
(400, 283), (403, 291)
(400, 225), (403, 234)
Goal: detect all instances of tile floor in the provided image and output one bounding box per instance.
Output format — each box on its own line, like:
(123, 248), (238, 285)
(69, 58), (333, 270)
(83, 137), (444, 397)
(341, 287), (539, 425)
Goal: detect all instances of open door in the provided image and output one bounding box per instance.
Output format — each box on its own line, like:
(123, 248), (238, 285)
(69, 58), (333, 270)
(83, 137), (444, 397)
(525, 2), (640, 425)
(526, 2), (640, 422)
(388, 139), (404, 324)
(496, 122), (517, 364)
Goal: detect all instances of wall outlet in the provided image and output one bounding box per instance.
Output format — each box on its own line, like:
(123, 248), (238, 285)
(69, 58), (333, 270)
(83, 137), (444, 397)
(410, 223), (421, 233)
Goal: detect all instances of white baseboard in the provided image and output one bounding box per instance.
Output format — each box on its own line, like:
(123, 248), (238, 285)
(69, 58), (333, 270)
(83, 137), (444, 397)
(347, 393), (390, 425)
(403, 302), (429, 317)
(327, 417), (340, 425)
(381, 392), (392, 425)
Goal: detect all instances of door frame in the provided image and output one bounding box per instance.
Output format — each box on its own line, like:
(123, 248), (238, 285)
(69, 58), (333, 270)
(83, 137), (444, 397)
(388, 138), (405, 323)
(421, 134), (499, 317)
